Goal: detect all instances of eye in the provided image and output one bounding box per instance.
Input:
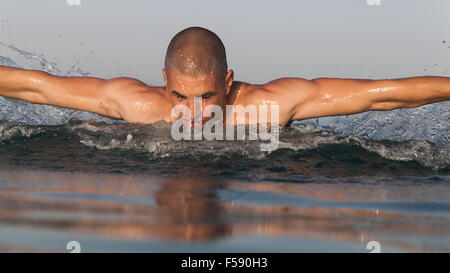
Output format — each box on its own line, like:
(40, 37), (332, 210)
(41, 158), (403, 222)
(202, 94), (214, 101)
(174, 93), (186, 101)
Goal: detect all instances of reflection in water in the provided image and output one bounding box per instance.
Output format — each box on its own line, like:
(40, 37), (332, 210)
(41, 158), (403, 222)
(153, 173), (231, 241)
(0, 168), (449, 252)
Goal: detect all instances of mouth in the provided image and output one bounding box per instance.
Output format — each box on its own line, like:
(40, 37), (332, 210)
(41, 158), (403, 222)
(180, 118), (206, 128)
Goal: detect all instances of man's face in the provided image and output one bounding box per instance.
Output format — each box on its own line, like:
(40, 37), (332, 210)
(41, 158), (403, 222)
(163, 68), (233, 127)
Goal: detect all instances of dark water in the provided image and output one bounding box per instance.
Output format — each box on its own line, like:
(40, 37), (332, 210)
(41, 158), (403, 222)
(0, 119), (449, 252)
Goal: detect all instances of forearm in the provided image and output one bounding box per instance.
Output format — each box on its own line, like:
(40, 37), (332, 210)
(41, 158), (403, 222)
(0, 65), (48, 103)
(370, 76), (450, 110)
(0, 65), (128, 120)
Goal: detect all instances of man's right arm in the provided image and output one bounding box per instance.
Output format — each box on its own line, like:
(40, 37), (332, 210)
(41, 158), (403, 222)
(0, 66), (155, 121)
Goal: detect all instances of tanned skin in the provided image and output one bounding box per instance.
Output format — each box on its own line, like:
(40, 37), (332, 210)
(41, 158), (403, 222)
(1, 32), (449, 127)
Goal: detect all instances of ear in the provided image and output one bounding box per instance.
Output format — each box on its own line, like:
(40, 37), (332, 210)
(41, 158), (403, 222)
(162, 68), (168, 86)
(225, 69), (234, 96)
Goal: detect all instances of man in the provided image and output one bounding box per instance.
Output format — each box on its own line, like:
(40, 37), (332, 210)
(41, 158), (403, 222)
(0, 26), (449, 128)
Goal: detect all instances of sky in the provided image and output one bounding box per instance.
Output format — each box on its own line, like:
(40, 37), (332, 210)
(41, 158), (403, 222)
(0, 0), (449, 87)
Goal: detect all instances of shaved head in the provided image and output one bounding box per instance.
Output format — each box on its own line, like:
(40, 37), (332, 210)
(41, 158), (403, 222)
(164, 27), (228, 78)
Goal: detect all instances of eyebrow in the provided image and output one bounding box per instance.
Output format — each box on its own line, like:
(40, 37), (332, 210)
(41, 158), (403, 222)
(172, 90), (187, 98)
(172, 90), (217, 97)
(201, 91), (216, 97)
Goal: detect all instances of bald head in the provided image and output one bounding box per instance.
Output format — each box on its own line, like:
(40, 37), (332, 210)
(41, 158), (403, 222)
(164, 27), (227, 78)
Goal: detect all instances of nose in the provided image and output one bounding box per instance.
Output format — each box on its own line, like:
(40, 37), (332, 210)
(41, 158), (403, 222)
(188, 97), (203, 121)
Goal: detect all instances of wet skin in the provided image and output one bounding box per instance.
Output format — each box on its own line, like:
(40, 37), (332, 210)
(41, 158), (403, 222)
(0, 65), (450, 127)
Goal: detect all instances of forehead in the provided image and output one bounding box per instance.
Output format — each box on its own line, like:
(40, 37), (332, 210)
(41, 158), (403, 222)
(167, 69), (221, 95)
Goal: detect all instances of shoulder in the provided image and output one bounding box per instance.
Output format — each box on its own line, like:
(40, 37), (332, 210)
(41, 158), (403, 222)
(263, 77), (319, 93)
(239, 77), (319, 104)
(243, 78), (318, 96)
(102, 77), (171, 123)
(102, 77), (153, 91)
(235, 78), (321, 126)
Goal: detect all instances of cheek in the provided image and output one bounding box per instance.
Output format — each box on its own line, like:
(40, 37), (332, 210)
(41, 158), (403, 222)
(204, 98), (220, 110)
(170, 97), (184, 106)
(210, 95), (224, 104)
(207, 97), (217, 104)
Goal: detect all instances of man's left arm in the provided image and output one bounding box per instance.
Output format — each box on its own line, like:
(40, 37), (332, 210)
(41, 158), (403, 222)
(265, 76), (450, 122)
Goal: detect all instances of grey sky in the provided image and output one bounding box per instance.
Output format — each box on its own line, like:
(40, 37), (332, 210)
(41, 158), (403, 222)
(0, 0), (449, 86)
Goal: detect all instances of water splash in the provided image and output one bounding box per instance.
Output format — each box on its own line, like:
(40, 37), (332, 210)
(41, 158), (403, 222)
(0, 44), (120, 125)
(328, 101), (449, 143)
(0, 119), (448, 171)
